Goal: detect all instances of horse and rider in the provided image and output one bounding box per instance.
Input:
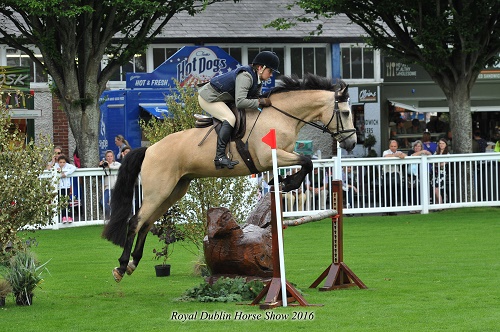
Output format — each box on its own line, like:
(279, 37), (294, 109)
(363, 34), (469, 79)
(198, 51), (280, 170)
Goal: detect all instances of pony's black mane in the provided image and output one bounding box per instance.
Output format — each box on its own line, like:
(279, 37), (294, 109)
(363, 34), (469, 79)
(268, 73), (349, 102)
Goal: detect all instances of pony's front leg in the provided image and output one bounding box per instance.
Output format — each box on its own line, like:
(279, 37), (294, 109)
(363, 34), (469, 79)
(112, 215), (139, 282)
(275, 152), (313, 192)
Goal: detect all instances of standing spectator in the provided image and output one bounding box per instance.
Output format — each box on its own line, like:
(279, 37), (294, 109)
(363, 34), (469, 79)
(382, 140), (407, 215)
(72, 148), (81, 168)
(472, 130), (487, 153)
(57, 155), (77, 223)
(46, 146), (63, 170)
(407, 140), (432, 212)
(422, 131), (438, 154)
(306, 167), (329, 209)
(120, 145), (131, 160)
(99, 150), (121, 219)
(114, 135), (130, 162)
(433, 138), (450, 206)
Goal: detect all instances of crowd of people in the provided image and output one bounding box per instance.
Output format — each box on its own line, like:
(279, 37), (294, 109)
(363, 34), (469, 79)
(47, 134), (133, 222)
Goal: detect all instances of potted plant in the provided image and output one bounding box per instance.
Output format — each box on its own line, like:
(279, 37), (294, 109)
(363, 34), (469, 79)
(150, 209), (184, 277)
(363, 134), (378, 157)
(3, 250), (49, 306)
(0, 279), (12, 307)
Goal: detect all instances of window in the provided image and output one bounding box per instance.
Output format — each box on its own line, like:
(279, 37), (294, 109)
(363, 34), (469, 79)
(6, 49), (48, 83)
(108, 53), (147, 81)
(152, 47), (180, 70)
(290, 47), (327, 78)
(341, 46), (374, 79)
(220, 47), (242, 64)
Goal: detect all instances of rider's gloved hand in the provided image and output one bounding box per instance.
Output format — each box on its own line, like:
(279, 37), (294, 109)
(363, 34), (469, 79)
(258, 98), (272, 108)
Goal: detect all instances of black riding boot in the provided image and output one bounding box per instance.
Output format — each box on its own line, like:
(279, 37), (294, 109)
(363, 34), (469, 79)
(214, 121), (239, 169)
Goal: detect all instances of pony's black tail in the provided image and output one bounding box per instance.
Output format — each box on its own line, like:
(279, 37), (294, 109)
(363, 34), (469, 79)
(102, 147), (147, 247)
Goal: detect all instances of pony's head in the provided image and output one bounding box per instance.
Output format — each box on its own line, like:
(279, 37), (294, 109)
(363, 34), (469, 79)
(271, 74), (357, 151)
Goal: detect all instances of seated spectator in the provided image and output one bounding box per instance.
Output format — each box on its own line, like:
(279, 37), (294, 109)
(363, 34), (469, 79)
(409, 118), (424, 134)
(342, 166), (357, 209)
(305, 167), (329, 210)
(283, 168), (307, 211)
(382, 140), (407, 215)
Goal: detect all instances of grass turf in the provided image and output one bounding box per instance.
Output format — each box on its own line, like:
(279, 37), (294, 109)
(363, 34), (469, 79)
(1, 207), (499, 331)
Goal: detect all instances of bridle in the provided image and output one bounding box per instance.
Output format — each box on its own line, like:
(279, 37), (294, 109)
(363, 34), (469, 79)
(269, 89), (356, 143)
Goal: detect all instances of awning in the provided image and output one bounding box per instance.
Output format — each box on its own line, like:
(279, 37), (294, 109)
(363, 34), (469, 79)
(389, 99), (499, 113)
(139, 103), (171, 118)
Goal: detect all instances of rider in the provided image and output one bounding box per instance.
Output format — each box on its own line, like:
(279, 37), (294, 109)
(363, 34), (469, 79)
(198, 51), (280, 170)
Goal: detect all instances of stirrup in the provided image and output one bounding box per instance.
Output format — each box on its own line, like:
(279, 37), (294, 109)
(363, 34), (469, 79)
(214, 157), (239, 170)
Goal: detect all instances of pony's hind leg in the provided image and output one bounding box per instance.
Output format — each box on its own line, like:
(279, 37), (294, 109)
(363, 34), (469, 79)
(112, 214), (140, 282)
(126, 222), (153, 275)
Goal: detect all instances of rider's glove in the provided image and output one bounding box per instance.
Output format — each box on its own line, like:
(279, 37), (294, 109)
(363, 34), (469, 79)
(258, 98), (272, 108)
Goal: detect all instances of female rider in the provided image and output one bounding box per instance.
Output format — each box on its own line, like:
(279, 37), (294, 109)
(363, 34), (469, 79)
(198, 51), (280, 170)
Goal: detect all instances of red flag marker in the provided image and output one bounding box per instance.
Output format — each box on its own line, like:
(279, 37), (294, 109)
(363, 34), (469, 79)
(262, 129), (276, 149)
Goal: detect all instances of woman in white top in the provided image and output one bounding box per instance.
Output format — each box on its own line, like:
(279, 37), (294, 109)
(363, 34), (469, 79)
(99, 150), (121, 219)
(57, 155), (77, 223)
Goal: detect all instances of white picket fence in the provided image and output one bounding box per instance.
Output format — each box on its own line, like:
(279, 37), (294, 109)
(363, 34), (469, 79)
(42, 152), (500, 229)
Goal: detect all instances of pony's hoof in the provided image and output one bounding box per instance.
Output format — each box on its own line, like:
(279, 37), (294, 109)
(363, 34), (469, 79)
(126, 261), (136, 275)
(112, 268), (124, 283)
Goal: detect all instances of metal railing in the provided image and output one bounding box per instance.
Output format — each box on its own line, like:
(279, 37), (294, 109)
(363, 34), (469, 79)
(42, 153), (500, 229)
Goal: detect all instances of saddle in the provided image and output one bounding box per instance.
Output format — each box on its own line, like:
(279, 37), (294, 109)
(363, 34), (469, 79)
(195, 104), (260, 174)
(194, 102), (246, 140)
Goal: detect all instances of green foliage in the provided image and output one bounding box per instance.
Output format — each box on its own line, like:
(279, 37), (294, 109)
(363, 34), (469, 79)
(0, 278), (12, 297)
(177, 277), (264, 302)
(140, 82), (258, 254)
(0, 109), (64, 260)
(363, 134), (377, 157)
(150, 209), (184, 265)
(1, 249), (49, 305)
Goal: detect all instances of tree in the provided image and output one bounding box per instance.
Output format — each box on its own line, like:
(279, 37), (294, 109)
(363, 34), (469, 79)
(271, 0), (500, 153)
(0, 0), (236, 167)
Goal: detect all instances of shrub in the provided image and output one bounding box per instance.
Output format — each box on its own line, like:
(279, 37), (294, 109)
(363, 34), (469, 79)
(177, 277), (264, 302)
(140, 82), (258, 254)
(0, 108), (64, 261)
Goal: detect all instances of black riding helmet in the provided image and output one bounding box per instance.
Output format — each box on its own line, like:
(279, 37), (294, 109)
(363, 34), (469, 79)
(252, 51), (280, 74)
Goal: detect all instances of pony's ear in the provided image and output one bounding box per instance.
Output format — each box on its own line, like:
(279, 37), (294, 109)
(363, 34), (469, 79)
(340, 84), (349, 95)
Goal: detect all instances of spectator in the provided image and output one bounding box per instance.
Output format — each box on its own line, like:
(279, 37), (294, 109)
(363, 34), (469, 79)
(284, 168), (307, 211)
(56, 155), (77, 223)
(426, 114), (448, 133)
(472, 130), (487, 153)
(72, 148), (81, 168)
(306, 167), (329, 210)
(99, 150), (121, 219)
(46, 146), (63, 170)
(407, 140), (432, 212)
(394, 118), (408, 148)
(115, 135), (130, 162)
(382, 140), (407, 215)
(120, 145), (131, 160)
(409, 118), (424, 134)
(432, 138), (450, 206)
(342, 166), (358, 209)
(422, 131), (438, 154)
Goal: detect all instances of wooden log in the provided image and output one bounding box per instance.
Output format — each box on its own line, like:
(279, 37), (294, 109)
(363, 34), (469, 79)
(283, 210), (337, 227)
